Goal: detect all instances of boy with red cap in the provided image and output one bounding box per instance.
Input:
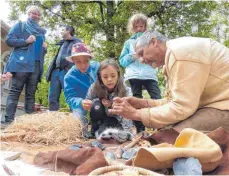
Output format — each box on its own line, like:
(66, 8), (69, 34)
(64, 43), (100, 138)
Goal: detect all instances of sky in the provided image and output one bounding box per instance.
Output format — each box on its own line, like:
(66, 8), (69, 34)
(0, 1), (12, 25)
(0, 0), (55, 39)
(0, 0), (26, 27)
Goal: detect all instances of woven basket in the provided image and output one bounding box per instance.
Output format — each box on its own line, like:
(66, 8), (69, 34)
(88, 165), (162, 176)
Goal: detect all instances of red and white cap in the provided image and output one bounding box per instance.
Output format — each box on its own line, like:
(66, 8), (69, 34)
(66, 43), (91, 62)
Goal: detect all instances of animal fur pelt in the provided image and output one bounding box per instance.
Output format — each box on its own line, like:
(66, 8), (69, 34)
(95, 127), (133, 143)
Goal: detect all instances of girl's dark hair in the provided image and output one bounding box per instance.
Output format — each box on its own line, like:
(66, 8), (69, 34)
(65, 25), (75, 36)
(92, 59), (127, 99)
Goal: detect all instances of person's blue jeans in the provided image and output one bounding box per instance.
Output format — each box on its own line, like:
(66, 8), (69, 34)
(5, 61), (40, 122)
(48, 69), (67, 111)
(129, 79), (161, 99)
(129, 79), (162, 133)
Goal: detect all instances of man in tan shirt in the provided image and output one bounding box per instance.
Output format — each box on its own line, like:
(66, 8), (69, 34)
(109, 31), (229, 132)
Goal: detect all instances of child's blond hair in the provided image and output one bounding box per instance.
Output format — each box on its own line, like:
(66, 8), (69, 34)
(127, 13), (149, 34)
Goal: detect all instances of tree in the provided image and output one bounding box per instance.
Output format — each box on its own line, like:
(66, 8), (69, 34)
(8, 1), (219, 58)
(210, 1), (229, 47)
(7, 0), (226, 107)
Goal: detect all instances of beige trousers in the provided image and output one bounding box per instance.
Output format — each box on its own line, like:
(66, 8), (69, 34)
(174, 108), (229, 132)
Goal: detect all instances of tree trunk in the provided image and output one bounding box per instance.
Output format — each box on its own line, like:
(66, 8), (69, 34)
(106, 1), (115, 57)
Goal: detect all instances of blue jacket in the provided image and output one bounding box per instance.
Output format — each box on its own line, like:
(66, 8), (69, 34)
(119, 33), (158, 82)
(64, 61), (100, 110)
(5, 21), (46, 81)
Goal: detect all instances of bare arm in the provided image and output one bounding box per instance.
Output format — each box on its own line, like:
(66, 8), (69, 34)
(125, 97), (167, 109)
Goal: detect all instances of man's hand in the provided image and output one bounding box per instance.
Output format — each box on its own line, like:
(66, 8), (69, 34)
(26, 35), (36, 44)
(123, 97), (149, 109)
(82, 99), (92, 111)
(108, 97), (141, 121)
(101, 99), (112, 108)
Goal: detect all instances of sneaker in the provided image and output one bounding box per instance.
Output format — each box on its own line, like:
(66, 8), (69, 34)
(1, 120), (13, 124)
(81, 125), (92, 139)
(1, 121), (13, 129)
(82, 130), (94, 139)
(86, 132), (95, 139)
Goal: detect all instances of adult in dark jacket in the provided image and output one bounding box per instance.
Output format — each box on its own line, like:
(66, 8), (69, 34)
(46, 25), (81, 111)
(3, 5), (47, 124)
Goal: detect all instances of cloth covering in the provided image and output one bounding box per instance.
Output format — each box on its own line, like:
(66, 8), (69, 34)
(128, 128), (222, 173)
(33, 147), (108, 175)
(206, 127), (229, 174)
(174, 107), (229, 132)
(147, 128), (179, 145)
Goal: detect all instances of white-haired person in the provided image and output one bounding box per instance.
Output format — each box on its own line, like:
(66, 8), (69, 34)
(119, 13), (161, 133)
(3, 5), (47, 124)
(110, 30), (229, 132)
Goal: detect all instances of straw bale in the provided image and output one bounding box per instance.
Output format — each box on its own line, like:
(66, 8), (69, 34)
(1, 112), (84, 145)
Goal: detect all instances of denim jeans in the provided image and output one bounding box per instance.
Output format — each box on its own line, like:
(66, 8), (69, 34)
(5, 61), (40, 122)
(129, 79), (162, 133)
(129, 79), (161, 99)
(48, 69), (67, 111)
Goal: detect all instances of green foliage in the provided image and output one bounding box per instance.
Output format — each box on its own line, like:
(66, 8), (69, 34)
(157, 68), (166, 97)
(8, 1), (226, 51)
(7, 0), (229, 106)
(210, 2), (229, 45)
(35, 77), (49, 106)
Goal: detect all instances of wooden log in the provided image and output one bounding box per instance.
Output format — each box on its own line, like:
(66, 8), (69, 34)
(116, 133), (143, 159)
(123, 134), (142, 150)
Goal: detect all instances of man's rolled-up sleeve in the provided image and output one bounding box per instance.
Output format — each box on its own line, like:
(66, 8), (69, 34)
(147, 98), (168, 107)
(139, 60), (211, 128)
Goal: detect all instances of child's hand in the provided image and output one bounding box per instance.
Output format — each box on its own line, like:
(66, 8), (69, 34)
(43, 42), (47, 48)
(26, 35), (36, 44)
(82, 99), (92, 110)
(102, 99), (112, 108)
(1, 72), (12, 82)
